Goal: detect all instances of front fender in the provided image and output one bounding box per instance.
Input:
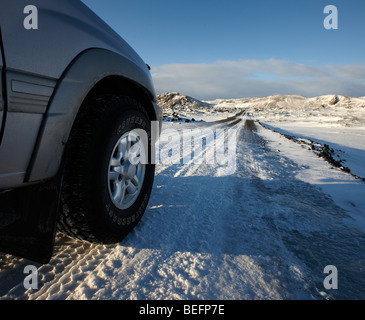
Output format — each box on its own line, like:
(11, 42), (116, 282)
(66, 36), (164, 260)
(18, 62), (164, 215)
(26, 48), (156, 182)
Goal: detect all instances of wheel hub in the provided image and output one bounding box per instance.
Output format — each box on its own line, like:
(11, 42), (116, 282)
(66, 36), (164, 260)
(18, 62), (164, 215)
(108, 131), (146, 210)
(119, 159), (137, 180)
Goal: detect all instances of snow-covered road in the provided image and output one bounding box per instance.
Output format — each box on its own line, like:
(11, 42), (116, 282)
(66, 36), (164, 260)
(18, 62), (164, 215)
(1, 113), (364, 300)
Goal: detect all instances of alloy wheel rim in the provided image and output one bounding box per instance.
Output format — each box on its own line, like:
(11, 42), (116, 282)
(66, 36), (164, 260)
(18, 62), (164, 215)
(107, 131), (146, 209)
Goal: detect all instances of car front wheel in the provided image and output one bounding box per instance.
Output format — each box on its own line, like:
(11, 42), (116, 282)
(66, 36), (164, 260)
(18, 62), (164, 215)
(58, 95), (155, 244)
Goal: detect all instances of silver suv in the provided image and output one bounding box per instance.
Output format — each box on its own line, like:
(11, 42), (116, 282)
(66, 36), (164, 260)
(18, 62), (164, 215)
(0, 0), (162, 263)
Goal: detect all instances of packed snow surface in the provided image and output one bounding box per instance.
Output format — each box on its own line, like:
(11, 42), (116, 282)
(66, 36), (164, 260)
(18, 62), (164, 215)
(1, 93), (364, 300)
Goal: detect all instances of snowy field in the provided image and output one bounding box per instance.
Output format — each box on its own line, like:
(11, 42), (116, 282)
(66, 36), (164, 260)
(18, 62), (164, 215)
(0, 93), (364, 300)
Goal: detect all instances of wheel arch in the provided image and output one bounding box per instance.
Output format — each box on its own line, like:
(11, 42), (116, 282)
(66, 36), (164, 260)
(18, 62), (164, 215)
(25, 48), (159, 183)
(86, 75), (158, 123)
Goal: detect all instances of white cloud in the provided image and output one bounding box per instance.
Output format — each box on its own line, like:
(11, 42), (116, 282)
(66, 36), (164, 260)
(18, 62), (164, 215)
(151, 59), (365, 100)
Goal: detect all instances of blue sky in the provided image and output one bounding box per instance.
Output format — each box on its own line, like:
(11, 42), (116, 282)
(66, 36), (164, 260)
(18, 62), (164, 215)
(82, 0), (365, 99)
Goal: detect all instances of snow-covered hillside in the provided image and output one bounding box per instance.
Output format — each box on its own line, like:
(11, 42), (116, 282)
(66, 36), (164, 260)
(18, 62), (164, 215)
(1, 93), (364, 300)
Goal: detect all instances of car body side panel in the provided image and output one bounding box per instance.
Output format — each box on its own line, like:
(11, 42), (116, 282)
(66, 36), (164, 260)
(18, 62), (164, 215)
(0, 113), (43, 189)
(26, 48), (159, 183)
(0, 71), (57, 190)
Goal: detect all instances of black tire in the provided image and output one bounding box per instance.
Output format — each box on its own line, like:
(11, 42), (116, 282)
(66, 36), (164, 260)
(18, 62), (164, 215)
(58, 95), (155, 243)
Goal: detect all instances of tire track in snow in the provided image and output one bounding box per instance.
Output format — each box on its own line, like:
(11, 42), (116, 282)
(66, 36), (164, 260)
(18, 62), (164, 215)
(77, 119), (282, 299)
(1, 116), (364, 300)
(28, 238), (109, 300)
(0, 235), (111, 300)
(111, 119), (310, 299)
(0, 120), (326, 299)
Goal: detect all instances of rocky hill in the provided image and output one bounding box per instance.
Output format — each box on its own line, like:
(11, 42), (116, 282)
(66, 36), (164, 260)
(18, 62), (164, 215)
(157, 92), (213, 109)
